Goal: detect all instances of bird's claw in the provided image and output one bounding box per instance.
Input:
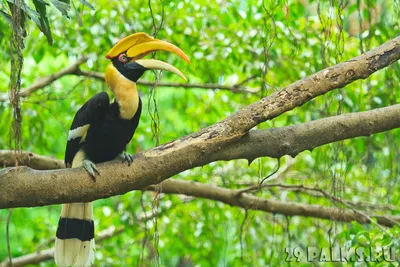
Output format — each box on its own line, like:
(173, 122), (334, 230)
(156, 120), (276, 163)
(119, 151), (133, 166)
(83, 160), (100, 181)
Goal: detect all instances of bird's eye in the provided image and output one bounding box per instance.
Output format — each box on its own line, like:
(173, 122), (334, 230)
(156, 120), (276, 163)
(118, 54), (128, 63)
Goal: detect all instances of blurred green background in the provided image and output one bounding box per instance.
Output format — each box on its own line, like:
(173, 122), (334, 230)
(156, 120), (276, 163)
(0, 0), (400, 266)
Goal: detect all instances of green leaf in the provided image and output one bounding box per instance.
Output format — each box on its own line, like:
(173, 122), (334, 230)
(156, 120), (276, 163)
(33, 0), (53, 45)
(348, 4), (358, 14)
(78, 0), (94, 10)
(0, 10), (12, 25)
(1, 0), (8, 10)
(71, 0), (82, 27)
(32, 44), (46, 63)
(34, 0), (50, 5)
(49, 0), (70, 17)
(6, 1), (28, 37)
(7, 0), (41, 20)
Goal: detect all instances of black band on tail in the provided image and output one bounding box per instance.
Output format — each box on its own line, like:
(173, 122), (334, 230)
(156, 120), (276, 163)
(56, 217), (94, 241)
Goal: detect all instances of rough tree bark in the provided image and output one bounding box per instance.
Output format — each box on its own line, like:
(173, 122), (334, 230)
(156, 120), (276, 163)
(2, 148), (399, 266)
(0, 150), (64, 170)
(0, 36), (399, 209)
(2, 146), (400, 228)
(1, 100), (400, 208)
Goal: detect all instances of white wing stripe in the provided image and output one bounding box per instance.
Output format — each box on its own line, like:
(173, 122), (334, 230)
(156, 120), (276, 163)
(68, 125), (90, 141)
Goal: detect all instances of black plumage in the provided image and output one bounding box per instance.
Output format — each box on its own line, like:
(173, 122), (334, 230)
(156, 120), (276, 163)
(55, 32), (189, 267)
(56, 218), (94, 241)
(65, 92), (142, 167)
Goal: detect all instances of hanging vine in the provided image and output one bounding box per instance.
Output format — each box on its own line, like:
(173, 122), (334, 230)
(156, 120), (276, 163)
(147, 1), (165, 265)
(8, 0), (25, 160)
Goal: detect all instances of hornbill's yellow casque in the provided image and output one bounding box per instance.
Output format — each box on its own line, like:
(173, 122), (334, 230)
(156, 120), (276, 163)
(54, 33), (190, 267)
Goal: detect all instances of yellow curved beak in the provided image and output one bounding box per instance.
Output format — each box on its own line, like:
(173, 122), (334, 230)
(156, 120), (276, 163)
(135, 59), (187, 81)
(106, 32), (189, 81)
(106, 32), (190, 63)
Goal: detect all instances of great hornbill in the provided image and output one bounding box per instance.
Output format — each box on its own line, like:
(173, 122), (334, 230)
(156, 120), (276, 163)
(54, 32), (190, 267)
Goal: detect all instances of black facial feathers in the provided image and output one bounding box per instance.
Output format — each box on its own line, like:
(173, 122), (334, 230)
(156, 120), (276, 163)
(112, 55), (148, 82)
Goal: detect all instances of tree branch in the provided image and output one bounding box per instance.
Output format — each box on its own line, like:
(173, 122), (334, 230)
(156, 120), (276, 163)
(0, 57), (256, 102)
(0, 150), (64, 170)
(246, 183), (398, 211)
(1, 100), (400, 208)
(0, 57), (89, 102)
(148, 180), (400, 228)
(220, 36), (400, 135)
(1, 149), (397, 230)
(74, 69), (258, 94)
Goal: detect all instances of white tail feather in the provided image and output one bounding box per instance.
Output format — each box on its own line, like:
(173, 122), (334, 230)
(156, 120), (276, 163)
(78, 239), (95, 266)
(55, 203), (95, 267)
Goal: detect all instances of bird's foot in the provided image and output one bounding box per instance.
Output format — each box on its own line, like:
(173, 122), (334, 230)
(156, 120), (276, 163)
(119, 151), (133, 166)
(83, 160), (100, 181)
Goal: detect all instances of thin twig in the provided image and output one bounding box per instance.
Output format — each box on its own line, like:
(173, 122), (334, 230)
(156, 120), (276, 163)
(239, 209), (248, 262)
(148, 0), (164, 38)
(76, 70), (258, 94)
(0, 57), (257, 102)
(6, 209), (13, 267)
(236, 157), (293, 195)
(234, 74), (259, 87)
(138, 192), (148, 267)
(256, 183), (400, 231)
(259, 157), (281, 186)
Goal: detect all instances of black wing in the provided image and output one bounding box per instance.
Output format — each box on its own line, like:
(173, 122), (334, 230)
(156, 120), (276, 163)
(65, 92), (110, 167)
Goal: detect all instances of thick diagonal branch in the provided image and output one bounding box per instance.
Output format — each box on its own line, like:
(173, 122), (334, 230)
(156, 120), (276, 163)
(220, 36), (400, 136)
(1, 149), (398, 229)
(1, 101), (400, 208)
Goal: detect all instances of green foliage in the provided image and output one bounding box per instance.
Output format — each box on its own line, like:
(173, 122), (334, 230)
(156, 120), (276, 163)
(32, 0), (53, 44)
(1, 0), (400, 266)
(0, 0), (85, 44)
